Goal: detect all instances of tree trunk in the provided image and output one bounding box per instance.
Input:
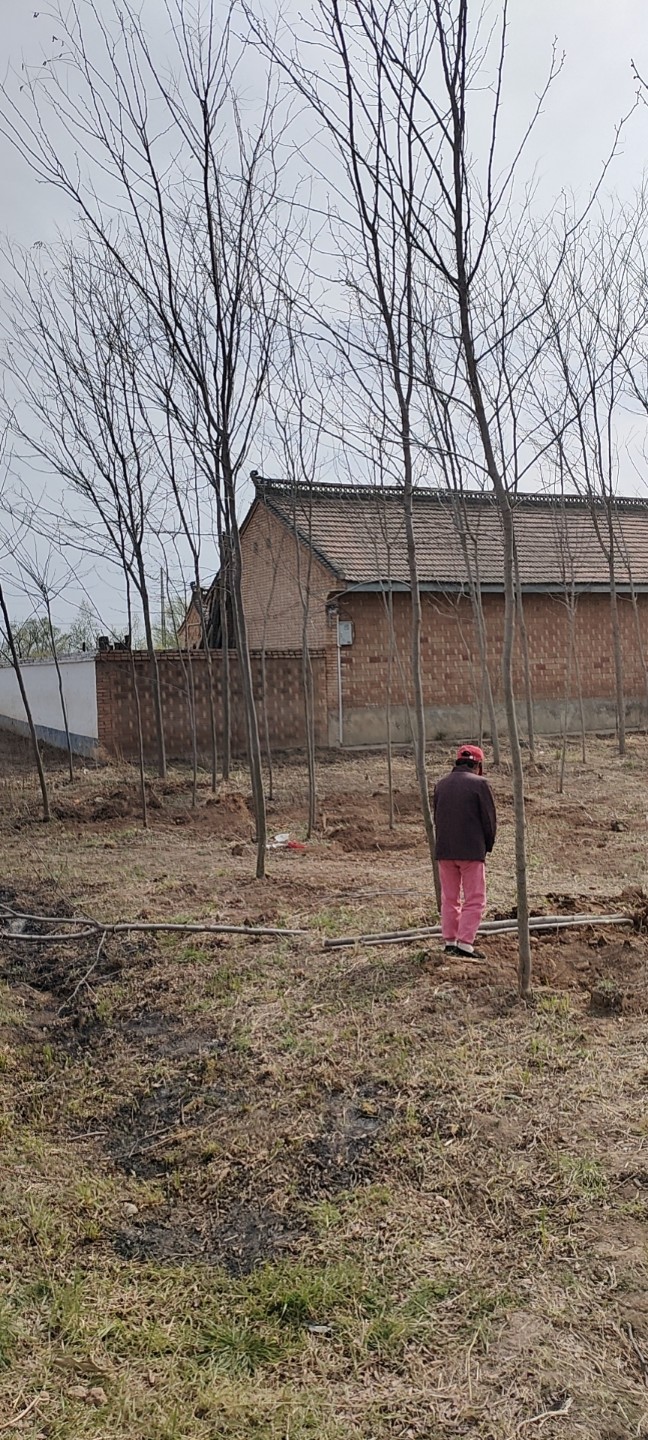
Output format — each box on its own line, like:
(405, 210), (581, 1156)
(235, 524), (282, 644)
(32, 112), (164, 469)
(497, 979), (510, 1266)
(126, 580), (148, 829)
(455, 293), (532, 997)
(571, 597), (587, 765)
(193, 568), (218, 794)
(609, 579), (626, 756)
(558, 605), (574, 796)
(167, 572), (198, 808)
(221, 615), (232, 781)
(224, 472), (267, 879)
(139, 570), (167, 780)
(514, 546), (535, 763)
(186, 644), (198, 808)
(605, 503), (626, 756)
(297, 550), (316, 841)
(46, 601), (74, 783)
(289, 486), (318, 841)
(260, 641), (274, 802)
(472, 584), (499, 764)
(0, 583), (50, 821)
(500, 517), (532, 996)
(402, 483), (441, 909)
(302, 635), (317, 839)
(386, 585), (395, 831)
(216, 505), (231, 782)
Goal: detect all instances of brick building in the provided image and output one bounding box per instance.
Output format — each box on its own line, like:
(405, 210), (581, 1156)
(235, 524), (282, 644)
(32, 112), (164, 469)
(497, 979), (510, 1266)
(7, 483), (648, 762)
(193, 480), (648, 746)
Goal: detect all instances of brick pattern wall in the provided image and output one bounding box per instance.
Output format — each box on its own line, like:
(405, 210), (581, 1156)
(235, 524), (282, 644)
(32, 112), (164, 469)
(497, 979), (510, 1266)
(240, 502), (336, 650)
(97, 590), (648, 761)
(96, 649), (328, 761)
(327, 589), (648, 712)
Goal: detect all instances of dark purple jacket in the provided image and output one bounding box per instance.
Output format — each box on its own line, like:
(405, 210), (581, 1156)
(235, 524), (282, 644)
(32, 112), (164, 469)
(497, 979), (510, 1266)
(433, 765), (497, 862)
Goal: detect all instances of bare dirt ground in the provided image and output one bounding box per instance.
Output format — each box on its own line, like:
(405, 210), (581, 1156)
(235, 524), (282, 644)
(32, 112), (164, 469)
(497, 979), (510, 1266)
(1, 732), (648, 1438)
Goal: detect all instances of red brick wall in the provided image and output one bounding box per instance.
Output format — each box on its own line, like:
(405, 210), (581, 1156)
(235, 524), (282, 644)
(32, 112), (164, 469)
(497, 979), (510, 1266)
(96, 649), (328, 761)
(238, 510), (648, 715)
(240, 502), (337, 650)
(96, 590), (648, 760)
(327, 589), (648, 711)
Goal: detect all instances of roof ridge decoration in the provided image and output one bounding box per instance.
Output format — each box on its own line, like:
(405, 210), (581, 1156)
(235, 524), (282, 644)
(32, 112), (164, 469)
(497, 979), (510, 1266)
(250, 474), (648, 512)
(246, 472), (648, 591)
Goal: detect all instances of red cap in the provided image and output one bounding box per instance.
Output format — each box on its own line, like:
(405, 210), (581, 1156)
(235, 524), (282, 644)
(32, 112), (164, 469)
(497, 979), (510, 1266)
(456, 744), (485, 766)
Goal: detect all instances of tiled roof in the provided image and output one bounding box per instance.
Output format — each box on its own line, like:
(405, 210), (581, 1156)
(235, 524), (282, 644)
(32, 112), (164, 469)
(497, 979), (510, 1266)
(254, 481), (648, 591)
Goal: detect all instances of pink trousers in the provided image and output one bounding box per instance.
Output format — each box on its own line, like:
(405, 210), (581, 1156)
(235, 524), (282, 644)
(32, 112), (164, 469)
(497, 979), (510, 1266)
(438, 860), (487, 946)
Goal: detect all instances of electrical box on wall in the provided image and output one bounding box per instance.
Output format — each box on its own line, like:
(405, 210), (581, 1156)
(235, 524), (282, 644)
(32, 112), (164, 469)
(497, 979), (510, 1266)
(338, 619), (354, 646)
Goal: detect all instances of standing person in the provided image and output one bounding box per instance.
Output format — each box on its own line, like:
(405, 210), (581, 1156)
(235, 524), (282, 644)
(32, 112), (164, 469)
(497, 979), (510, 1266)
(433, 744), (497, 958)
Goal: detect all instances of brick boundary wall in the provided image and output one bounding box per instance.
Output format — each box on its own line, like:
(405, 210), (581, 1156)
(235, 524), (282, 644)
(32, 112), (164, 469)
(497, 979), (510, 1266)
(322, 589), (648, 744)
(96, 649), (327, 762)
(96, 589), (648, 761)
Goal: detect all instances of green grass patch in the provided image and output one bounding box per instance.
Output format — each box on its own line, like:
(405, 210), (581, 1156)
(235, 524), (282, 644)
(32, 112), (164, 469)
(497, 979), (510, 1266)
(556, 1154), (608, 1202)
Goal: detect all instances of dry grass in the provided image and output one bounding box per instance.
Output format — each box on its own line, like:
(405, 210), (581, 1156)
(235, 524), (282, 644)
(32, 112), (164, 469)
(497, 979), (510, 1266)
(0, 733), (648, 1437)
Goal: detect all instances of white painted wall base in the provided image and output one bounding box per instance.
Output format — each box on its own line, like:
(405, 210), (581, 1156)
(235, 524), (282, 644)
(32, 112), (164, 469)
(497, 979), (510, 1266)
(0, 655), (98, 754)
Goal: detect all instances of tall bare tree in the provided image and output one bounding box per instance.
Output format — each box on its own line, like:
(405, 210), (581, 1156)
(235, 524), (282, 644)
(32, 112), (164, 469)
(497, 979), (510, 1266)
(0, 456), (51, 820)
(3, 242), (169, 778)
(268, 314), (329, 839)
(538, 207), (647, 756)
(419, 377), (501, 764)
(251, 11), (447, 905)
(0, 0), (295, 878)
(250, 0), (571, 990)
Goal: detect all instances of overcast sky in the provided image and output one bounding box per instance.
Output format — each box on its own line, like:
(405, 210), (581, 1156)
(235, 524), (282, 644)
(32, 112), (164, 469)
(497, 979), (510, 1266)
(4, 0), (647, 235)
(2, 0), (648, 627)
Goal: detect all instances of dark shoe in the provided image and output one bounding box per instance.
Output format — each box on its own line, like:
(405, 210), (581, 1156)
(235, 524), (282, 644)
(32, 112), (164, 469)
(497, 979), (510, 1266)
(454, 942), (486, 960)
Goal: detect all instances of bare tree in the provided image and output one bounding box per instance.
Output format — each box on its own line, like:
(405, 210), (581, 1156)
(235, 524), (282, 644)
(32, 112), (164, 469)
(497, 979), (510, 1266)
(419, 378), (501, 764)
(249, 0), (569, 989)
(250, 15), (447, 904)
(538, 206), (647, 756)
(0, 450), (51, 819)
(143, 368), (220, 793)
(268, 316), (329, 839)
(13, 551), (75, 783)
(0, 0), (297, 878)
(3, 242), (169, 778)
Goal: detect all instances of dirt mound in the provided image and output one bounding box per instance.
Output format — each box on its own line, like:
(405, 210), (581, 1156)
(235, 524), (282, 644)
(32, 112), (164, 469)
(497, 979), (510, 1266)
(544, 892), (590, 914)
(373, 787), (421, 819)
(51, 782), (163, 822)
(491, 894), (620, 922)
(202, 790), (254, 837)
(329, 817), (416, 852)
(464, 929), (648, 1012)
